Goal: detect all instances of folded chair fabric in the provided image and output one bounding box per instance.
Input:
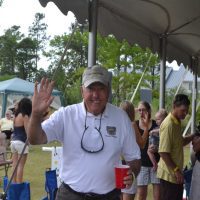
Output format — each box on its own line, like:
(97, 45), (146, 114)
(42, 169), (58, 200)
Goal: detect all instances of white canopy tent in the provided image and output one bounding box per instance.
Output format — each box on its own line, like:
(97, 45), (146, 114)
(39, 0), (200, 67)
(38, 0), (200, 131)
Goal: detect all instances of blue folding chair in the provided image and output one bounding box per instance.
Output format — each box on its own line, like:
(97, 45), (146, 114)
(42, 169), (58, 200)
(2, 177), (31, 200)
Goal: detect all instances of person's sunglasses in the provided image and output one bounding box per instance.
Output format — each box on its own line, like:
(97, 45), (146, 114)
(81, 112), (104, 153)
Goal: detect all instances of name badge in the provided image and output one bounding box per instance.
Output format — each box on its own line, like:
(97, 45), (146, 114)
(106, 126), (116, 136)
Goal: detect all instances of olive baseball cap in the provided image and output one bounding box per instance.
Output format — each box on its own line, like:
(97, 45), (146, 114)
(82, 65), (109, 87)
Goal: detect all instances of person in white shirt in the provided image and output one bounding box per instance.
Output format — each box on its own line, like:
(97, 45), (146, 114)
(27, 65), (141, 200)
(0, 110), (14, 147)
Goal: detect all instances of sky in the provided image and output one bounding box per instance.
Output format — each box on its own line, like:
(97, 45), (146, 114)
(0, 0), (75, 37)
(0, 0), (75, 69)
(0, 0), (179, 70)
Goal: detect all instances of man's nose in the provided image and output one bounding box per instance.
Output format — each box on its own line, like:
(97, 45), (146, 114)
(92, 90), (99, 97)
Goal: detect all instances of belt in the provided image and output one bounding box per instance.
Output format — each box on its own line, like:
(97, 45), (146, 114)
(62, 183), (120, 200)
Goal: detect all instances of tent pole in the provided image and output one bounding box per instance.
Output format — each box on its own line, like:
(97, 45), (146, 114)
(174, 67), (188, 96)
(190, 57), (198, 166)
(191, 57), (197, 134)
(159, 36), (167, 109)
(88, 0), (98, 67)
(2, 93), (7, 118)
(130, 53), (153, 103)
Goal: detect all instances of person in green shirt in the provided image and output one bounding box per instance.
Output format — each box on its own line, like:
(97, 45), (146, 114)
(157, 94), (195, 200)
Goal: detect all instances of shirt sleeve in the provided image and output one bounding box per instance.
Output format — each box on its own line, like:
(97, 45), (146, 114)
(42, 107), (65, 143)
(122, 116), (141, 161)
(159, 122), (173, 153)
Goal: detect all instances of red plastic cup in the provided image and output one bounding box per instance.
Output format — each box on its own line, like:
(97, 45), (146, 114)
(114, 164), (130, 189)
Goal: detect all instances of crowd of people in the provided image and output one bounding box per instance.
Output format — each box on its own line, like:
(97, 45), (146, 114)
(27, 65), (200, 200)
(1, 65), (200, 200)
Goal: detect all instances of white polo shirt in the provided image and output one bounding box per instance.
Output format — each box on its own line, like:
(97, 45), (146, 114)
(42, 102), (140, 194)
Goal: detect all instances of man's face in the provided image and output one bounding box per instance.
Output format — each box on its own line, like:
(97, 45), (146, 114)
(81, 82), (109, 115)
(173, 104), (189, 120)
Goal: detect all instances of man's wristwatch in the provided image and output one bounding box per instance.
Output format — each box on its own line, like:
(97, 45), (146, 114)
(173, 166), (179, 173)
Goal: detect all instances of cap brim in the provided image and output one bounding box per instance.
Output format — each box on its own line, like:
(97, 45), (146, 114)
(83, 79), (107, 87)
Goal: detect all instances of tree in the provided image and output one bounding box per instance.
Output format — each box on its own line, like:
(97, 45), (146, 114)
(43, 22), (159, 105)
(28, 13), (48, 69)
(43, 23), (88, 104)
(0, 14), (48, 82)
(97, 35), (159, 105)
(15, 37), (37, 81)
(0, 19), (159, 106)
(0, 26), (39, 81)
(0, 26), (24, 75)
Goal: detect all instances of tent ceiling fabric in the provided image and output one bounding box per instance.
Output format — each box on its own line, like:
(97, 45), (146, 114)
(39, 0), (200, 74)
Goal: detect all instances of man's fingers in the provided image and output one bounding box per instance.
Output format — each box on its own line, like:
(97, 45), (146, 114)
(40, 77), (46, 90)
(42, 78), (49, 91)
(47, 80), (55, 96)
(37, 78), (54, 98)
(34, 81), (39, 95)
(46, 96), (54, 107)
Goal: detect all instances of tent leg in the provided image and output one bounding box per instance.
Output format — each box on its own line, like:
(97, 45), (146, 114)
(2, 93), (7, 118)
(88, 0), (98, 67)
(190, 57), (198, 166)
(159, 37), (167, 109)
(191, 58), (198, 133)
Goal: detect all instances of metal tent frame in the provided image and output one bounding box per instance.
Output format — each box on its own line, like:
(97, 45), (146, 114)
(38, 0), (200, 131)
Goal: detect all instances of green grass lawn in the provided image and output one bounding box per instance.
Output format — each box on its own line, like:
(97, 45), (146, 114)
(24, 144), (52, 199)
(0, 144), (191, 200)
(0, 143), (56, 200)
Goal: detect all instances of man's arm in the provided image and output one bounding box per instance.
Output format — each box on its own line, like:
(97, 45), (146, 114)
(126, 159), (141, 177)
(159, 152), (184, 184)
(27, 78), (54, 145)
(192, 136), (200, 152)
(123, 159), (141, 188)
(27, 113), (47, 145)
(183, 134), (195, 146)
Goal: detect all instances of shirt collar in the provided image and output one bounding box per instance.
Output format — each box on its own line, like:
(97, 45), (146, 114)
(81, 101), (109, 118)
(170, 113), (181, 125)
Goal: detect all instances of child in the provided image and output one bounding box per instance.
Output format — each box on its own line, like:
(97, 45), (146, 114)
(147, 109), (168, 171)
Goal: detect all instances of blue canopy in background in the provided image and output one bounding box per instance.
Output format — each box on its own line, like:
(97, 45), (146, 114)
(0, 78), (64, 117)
